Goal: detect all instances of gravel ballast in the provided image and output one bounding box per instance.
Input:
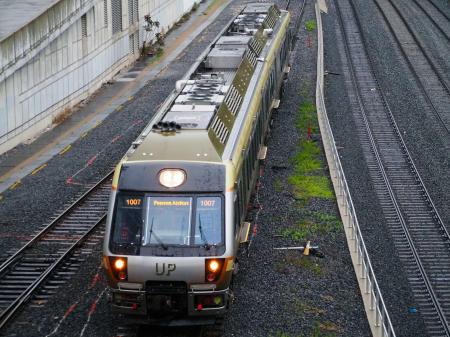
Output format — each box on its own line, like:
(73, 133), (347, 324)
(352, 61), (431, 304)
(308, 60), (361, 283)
(324, 0), (450, 335)
(1, 1), (371, 336)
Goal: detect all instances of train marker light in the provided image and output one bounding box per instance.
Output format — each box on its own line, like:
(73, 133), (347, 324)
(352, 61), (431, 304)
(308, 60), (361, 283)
(159, 169), (186, 188)
(214, 296), (222, 306)
(118, 271), (127, 280)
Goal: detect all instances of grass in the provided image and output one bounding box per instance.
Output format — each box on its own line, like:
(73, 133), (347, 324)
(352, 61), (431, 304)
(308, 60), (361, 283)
(283, 210), (342, 238)
(305, 20), (317, 32)
(270, 320), (340, 337)
(285, 255), (323, 276)
(274, 178), (283, 192)
(146, 47), (164, 65)
(312, 321), (341, 336)
(297, 101), (318, 133)
(295, 301), (326, 316)
(288, 99), (334, 201)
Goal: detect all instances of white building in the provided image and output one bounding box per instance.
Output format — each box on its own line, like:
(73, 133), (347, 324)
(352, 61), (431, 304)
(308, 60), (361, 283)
(0, 0), (199, 154)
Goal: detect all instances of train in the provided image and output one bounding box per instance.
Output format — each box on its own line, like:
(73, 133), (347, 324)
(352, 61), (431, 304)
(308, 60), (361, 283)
(102, 2), (291, 327)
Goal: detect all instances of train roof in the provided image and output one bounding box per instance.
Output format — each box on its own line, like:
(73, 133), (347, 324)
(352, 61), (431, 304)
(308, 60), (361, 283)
(124, 3), (287, 165)
(125, 131), (221, 163)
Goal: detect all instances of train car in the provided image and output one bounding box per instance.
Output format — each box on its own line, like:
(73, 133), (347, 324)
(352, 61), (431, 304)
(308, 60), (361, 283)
(102, 3), (291, 326)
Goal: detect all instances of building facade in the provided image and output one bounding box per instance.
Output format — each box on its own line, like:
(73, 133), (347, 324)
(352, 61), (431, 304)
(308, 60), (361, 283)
(0, 0), (199, 154)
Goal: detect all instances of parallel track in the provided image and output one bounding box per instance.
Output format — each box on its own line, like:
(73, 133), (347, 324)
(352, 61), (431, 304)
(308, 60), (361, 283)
(335, 0), (450, 335)
(411, 0), (450, 43)
(0, 172), (113, 329)
(373, 0), (450, 138)
(286, 0), (306, 48)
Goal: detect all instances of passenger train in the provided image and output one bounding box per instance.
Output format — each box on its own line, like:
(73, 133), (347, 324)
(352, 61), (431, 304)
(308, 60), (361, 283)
(103, 3), (291, 326)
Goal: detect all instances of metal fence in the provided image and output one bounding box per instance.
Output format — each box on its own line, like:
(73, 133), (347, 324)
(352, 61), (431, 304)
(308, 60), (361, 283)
(314, 3), (396, 337)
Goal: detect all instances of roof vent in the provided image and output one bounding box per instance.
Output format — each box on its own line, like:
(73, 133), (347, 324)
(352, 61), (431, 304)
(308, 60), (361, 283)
(152, 121), (182, 133)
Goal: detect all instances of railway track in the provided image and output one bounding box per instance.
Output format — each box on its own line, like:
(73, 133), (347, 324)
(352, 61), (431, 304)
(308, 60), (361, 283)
(335, 0), (450, 335)
(0, 172), (113, 329)
(372, 0), (450, 138)
(411, 0), (450, 43)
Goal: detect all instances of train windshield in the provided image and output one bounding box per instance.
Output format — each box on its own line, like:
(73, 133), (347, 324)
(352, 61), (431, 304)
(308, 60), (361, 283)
(143, 197), (193, 246)
(141, 196), (223, 247)
(111, 194), (144, 251)
(111, 194), (223, 251)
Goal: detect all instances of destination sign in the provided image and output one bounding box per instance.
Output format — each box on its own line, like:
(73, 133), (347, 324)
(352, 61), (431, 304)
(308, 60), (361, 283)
(152, 200), (191, 207)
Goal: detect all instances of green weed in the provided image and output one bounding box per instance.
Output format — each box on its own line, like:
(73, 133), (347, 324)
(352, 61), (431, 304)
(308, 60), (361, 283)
(288, 175), (334, 200)
(295, 301), (326, 316)
(281, 209), (342, 244)
(305, 20), (317, 32)
(285, 255), (323, 276)
(311, 321), (341, 337)
(274, 178), (283, 192)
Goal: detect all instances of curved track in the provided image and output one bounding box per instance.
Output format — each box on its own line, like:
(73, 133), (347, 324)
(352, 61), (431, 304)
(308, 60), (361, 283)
(335, 0), (450, 335)
(372, 0), (450, 139)
(0, 172), (113, 329)
(411, 0), (450, 43)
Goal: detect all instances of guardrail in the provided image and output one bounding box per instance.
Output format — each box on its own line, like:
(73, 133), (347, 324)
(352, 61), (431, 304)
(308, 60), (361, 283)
(314, 3), (396, 337)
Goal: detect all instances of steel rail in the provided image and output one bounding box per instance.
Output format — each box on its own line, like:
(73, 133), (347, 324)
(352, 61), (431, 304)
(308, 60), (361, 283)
(382, 0), (450, 93)
(0, 215), (106, 329)
(0, 171), (113, 330)
(411, 0), (450, 43)
(286, 0), (306, 48)
(335, 0), (450, 335)
(426, 0), (450, 23)
(0, 170), (113, 275)
(372, 0), (450, 138)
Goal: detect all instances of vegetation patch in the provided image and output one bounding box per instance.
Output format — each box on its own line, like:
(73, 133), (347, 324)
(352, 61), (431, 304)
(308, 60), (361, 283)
(312, 321), (342, 336)
(281, 212), (342, 242)
(285, 255), (323, 276)
(295, 301), (326, 316)
(305, 20), (317, 32)
(297, 101), (318, 133)
(270, 320), (341, 337)
(288, 99), (334, 201)
(274, 178), (283, 192)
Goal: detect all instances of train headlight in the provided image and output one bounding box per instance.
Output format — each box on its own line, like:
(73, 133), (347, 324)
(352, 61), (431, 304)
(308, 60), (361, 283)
(208, 260), (220, 273)
(110, 257), (127, 281)
(114, 258), (126, 270)
(205, 258), (224, 282)
(159, 169), (186, 188)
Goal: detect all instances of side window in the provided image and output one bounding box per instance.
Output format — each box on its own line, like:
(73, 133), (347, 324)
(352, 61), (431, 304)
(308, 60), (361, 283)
(234, 193), (240, 232)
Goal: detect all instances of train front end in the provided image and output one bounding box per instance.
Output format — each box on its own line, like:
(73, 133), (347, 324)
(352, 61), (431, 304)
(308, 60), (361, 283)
(103, 160), (234, 325)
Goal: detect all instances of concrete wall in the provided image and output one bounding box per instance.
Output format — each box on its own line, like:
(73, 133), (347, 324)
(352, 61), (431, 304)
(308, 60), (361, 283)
(0, 0), (199, 154)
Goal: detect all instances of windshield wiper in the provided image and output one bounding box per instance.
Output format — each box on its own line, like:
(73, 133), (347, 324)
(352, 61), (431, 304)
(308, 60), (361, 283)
(149, 217), (168, 250)
(198, 216), (211, 250)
